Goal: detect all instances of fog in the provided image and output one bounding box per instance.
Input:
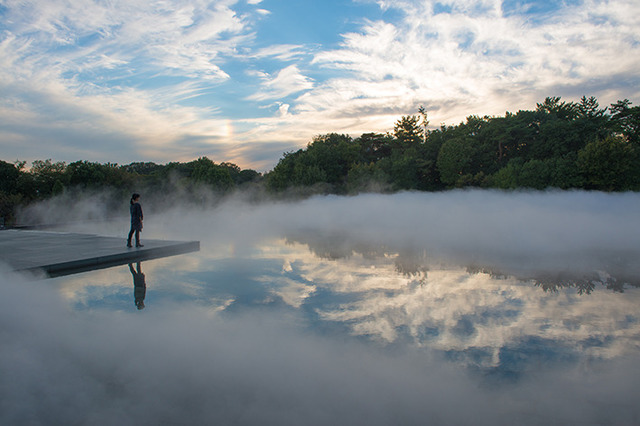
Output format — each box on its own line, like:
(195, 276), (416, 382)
(29, 188), (640, 281)
(191, 189), (632, 285)
(4, 189), (640, 424)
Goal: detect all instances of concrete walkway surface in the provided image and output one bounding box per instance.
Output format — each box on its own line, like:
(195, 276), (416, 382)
(0, 229), (200, 277)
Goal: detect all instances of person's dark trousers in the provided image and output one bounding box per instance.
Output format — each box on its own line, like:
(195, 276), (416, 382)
(127, 228), (140, 246)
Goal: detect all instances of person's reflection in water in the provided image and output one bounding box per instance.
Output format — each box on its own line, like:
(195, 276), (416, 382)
(129, 262), (146, 310)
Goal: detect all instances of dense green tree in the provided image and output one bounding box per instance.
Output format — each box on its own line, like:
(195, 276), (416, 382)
(267, 150), (302, 191)
(219, 162), (259, 185)
(437, 137), (476, 187)
(518, 159), (555, 190)
(124, 162), (162, 175)
(221, 161), (258, 186)
(294, 163), (327, 186)
(266, 133), (358, 191)
(191, 157), (234, 191)
(393, 115), (424, 151)
(527, 98), (582, 160)
(387, 148), (434, 190)
(265, 96), (634, 193)
(355, 133), (393, 163)
(0, 160), (20, 194)
(346, 162), (390, 193)
(550, 154), (583, 189)
(578, 136), (640, 191)
(418, 128), (447, 190)
(496, 110), (540, 161)
(490, 159), (522, 189)
(610, 99), (640, 144)
(0, 192), (22, 226)
(536, 96), (578, 119)
(387, 114), (440, 189)
(52, 180), (65, 196)
(66, 161), (131, 188)
(517, 157), (581, 190)
(573, 96), (612, 148)
(0, 159), (23, 224)
(236, 169), (261, 185)
(305, 133), (359, 186)
(21, 159), (67, 198)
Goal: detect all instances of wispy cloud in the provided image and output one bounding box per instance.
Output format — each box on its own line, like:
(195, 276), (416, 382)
(247, 65), (314, 101)
(227, 0), (640, 163)
(0, 0), (258, 162)
(249, 44), (308, 61)
(309, 0), (640, 124)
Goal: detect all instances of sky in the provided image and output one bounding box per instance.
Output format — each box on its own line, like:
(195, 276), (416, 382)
(1, 0), (639, 171)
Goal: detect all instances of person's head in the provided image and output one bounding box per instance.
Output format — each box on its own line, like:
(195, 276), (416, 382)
(130, 193), (140, 205)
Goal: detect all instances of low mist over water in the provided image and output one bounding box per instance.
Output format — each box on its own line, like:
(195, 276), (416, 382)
(3, 190), (640, 425)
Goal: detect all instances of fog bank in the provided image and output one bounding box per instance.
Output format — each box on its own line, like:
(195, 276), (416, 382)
(151, 189), (640, 281)
(18, 188), (640, 283)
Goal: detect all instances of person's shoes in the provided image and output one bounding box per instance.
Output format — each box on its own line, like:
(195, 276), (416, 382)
(127, 243), (132, 248)
(136, 244), (144, 248)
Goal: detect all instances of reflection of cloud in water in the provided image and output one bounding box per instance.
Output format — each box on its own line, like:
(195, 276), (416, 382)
(287, 228), (640, 293)
(48, 267), (132, 308)
(257, 276), (316, 308)
(261, 240), (418, 293)
(325, 268), (640, 363)
(254, 238), (640, 368)
(3, 260), (640, 425)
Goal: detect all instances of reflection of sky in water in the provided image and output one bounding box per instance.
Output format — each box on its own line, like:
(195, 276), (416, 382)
(49, 235), (640, 379)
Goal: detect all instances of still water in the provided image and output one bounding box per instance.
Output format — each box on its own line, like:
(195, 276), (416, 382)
(45, 236), (640, 424)
(54, 235), (640, 363)
(6, 191), (640, 425)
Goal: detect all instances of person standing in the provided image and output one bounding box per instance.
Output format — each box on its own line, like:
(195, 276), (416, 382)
(127, 193), (144, 248)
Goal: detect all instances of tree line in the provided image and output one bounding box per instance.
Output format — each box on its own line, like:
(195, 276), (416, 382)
(266, 96), (640, 193)
(1, 95), (639, 225)
(0, 157), (261, 225)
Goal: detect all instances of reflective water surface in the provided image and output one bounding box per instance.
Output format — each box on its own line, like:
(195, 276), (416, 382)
(5, 191), (640, 425)
(49, 235), (640, 374)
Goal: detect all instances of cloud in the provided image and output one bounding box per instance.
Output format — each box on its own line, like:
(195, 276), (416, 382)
(225, 0), (640, 159)
(0, 0), (256, 162)
(309, 0), (640, 124)
(0, 0), (639, 170)
(247, 65), (314, 101)
(249, 44), (308, 61)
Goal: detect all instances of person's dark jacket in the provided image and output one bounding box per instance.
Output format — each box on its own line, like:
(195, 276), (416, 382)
(130, 203), (143, 230)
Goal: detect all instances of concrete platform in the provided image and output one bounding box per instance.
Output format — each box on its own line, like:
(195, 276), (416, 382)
(0, 229), (200, 277)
